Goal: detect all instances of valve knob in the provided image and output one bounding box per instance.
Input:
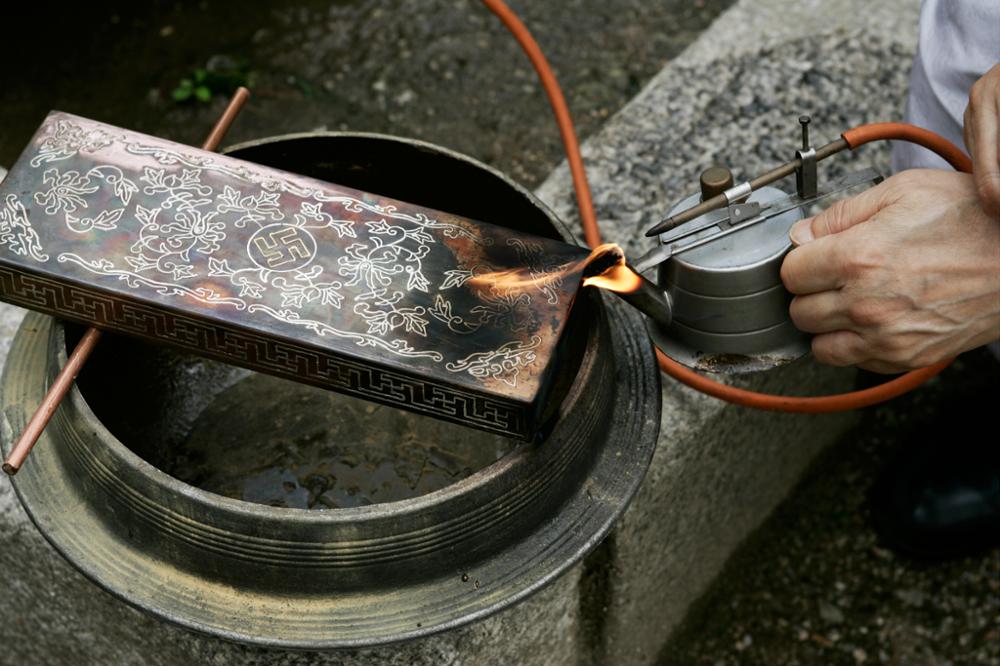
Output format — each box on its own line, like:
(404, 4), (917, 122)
(699, 166), (733, 201)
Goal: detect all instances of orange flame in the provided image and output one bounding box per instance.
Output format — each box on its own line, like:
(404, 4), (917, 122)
(468, 267), (560, 292)
(465, 242), (641, 294)
(582, 264), (642, 293)
(580, 243), (642, 293)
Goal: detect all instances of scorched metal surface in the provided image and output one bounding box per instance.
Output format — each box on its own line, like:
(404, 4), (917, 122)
(0, 112), (592, 439)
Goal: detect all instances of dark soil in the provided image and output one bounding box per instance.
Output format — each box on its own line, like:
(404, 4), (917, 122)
(1, 0), (732, 189)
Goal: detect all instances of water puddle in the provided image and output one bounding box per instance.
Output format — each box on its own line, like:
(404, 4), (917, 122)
(161, 373), (516, 509)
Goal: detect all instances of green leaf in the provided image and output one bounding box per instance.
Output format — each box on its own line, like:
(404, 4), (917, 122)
(194, 86), (212, 102)
(172, 86), (192, 101)
(296, 79), (315, 98)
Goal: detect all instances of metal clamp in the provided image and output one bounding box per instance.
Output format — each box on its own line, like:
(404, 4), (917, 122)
(722, 181), (752, 204)
(722, 181), (755, 228)
(727, 200), (761, 225)
(796, 147), (817, 199)
(795, 115), (817, 198)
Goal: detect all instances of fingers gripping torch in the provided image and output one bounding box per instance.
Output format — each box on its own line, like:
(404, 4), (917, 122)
(483, 0), (973, 413)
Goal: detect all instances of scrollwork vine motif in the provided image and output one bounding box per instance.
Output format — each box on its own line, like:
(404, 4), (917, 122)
(0, 195), (48, 262)
(33, 166), (138, 233)
(29, 119), (115, 167)
(445, 336), (542, 387)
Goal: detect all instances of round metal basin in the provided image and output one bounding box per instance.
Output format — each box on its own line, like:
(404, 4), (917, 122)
(1, 133), (660, 648)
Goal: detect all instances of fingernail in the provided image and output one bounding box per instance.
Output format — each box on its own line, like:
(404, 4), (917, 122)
(789, 218), (814, 245)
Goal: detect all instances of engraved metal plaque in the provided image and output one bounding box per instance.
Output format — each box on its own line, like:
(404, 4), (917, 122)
(0, 112), (592, 439)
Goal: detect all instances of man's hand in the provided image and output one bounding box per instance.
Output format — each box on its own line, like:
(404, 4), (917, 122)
(780, 169), (1000, 374)
(964, 62), (1000, 217)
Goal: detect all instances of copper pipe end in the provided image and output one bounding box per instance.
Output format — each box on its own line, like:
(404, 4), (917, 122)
(2, 327), (103, 475)
(201, 86), (250, 151)
(2, 88), (252, 476)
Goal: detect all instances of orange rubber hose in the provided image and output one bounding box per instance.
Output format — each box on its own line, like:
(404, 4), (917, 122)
(843, 123), (973, 172)
(484, 0), (972, 412)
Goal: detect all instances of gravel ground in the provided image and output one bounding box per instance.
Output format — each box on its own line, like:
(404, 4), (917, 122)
(661, 349), (1000, 666)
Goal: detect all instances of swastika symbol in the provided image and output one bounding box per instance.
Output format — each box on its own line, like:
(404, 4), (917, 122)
(248, 224), (316, 271)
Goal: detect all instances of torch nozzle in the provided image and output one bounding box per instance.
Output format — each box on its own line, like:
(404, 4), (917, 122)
(608, 269), (673, 328)
(581, 246), (672, 327)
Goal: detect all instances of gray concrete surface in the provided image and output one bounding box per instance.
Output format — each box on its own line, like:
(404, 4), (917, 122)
(1, 0), (964, 664)
(676, 0), (919, 65)
(661, 347), (1000, 666)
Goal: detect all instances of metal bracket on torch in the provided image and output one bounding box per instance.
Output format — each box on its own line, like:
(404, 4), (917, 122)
(795, 115), (818, 199)
(633, 167), (884, 273)
(643, 115), (857, 240)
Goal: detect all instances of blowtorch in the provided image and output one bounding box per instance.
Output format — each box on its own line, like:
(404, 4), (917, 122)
(481, 0), (973, 412)
(606, 115), (886, 374)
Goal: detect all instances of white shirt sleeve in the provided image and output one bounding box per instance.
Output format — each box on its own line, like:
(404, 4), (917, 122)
(890, 0), (1000, 174)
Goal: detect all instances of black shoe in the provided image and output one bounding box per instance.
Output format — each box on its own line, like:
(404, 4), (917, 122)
(870, 431), (1000, 560)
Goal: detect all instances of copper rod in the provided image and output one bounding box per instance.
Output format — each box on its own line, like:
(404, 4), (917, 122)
(201, 87), (250, 152)
(2, 87), (251, 476)
(1, 328), (102, 475)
